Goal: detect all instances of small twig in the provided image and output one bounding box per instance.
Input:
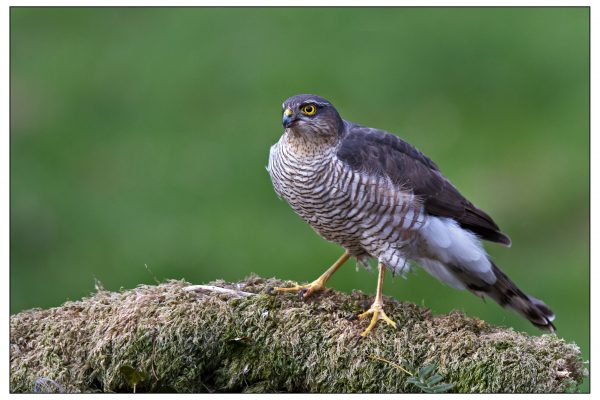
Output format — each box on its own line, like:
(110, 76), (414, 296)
(369, 355), (413, 376)
(183, 285), (255, 298)
(144, 264), (161, 285)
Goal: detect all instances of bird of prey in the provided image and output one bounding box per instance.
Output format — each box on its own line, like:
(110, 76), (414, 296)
(267, 94), (555, 336)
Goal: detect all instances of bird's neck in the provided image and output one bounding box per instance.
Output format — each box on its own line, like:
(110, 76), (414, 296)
(282, 130), (338, 158)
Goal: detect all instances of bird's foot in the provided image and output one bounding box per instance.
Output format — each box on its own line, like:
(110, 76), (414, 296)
(358, 301), (397, 337)
(270, 278), (326, 299)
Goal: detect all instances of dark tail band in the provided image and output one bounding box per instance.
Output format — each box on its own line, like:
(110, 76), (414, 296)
(466, 261), (555, 332)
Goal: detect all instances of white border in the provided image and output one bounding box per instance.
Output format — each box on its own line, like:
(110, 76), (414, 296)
(2, 1), (596, 6)
(4, 2), (593, 398)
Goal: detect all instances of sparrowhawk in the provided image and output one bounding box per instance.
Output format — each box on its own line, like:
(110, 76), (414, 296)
(267, 94), (555, 336)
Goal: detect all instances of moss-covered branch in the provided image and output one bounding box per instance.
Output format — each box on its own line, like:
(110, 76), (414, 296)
(10, 276), (586, 393)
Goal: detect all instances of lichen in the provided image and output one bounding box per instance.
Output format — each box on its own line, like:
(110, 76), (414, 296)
(10, 275), (586, 393)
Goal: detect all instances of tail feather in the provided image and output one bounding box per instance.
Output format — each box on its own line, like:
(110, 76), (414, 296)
(466, 261), (555, 332)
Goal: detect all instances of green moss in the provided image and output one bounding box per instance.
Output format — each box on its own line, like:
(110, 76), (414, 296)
(10, 275), (587, 393)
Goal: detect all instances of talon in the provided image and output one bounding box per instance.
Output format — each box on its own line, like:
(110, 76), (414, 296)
(266, 287), (274, 295)
(358, 302), (398, 337)
(270, 252), (350, 301)
(271, 283), (301, 293)
(298, 288), (308, 299)
(271, 280), (325, 299)
(270, 252), (350, 300)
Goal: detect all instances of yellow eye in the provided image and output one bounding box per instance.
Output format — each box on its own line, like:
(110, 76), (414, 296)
(301, 104), (316, 116)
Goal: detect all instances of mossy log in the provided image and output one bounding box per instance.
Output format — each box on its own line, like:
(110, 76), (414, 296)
(10, 275), (585, 393)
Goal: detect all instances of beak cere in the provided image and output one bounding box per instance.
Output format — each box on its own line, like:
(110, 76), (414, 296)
(282, 108), (295, 128)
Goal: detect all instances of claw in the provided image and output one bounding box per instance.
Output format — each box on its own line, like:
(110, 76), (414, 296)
(271, 280), (325, 299)
(358, 302), (398, 337)
(271, 252), (350, 301)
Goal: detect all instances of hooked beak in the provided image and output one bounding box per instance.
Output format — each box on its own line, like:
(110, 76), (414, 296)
(282, 108), (296, 128)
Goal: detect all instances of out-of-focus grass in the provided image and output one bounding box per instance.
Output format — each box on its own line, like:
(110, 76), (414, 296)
(11, 7), (589, 391)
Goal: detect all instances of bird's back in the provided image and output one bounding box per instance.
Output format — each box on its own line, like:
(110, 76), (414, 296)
(338, 122), (511, 246)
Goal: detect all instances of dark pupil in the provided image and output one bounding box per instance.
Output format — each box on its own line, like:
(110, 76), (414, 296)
(306, 106), (313, 113)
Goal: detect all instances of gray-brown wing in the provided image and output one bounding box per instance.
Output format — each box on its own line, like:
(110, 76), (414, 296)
(336, 123), (511, 246)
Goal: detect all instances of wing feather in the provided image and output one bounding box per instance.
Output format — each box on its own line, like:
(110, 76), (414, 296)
(336, 122), (511, 246)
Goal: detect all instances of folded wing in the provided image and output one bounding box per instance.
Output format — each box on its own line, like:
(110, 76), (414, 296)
(336, 123), (511, 246)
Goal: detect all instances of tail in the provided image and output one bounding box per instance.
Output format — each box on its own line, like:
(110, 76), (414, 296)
(467, 261), (556, 332)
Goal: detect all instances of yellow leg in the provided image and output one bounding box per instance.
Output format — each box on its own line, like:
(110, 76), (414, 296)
(358, 263), (397, 337)
(273, 251), (350, 299)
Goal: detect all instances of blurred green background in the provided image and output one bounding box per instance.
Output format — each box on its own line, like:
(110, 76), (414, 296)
(11, 7), (589, 391)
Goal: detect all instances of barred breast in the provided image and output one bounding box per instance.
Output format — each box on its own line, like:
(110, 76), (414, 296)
(267, 134), (425, 275)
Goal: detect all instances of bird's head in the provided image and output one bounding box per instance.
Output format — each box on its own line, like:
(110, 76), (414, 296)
(281, 94), (345, 140)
